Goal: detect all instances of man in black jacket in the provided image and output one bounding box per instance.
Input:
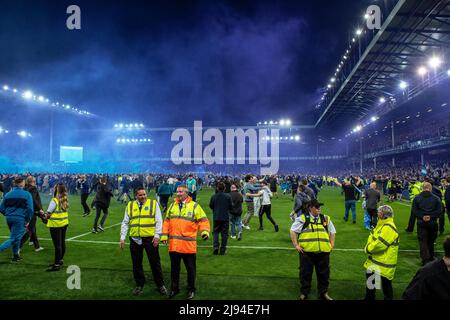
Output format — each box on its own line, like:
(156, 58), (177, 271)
(403, 236), (450, 300)
(92, 176), (114, 233)
(77, 175), (91, 217)
(209, 182), (233, 255)
(444, 177), (450, 224)
(411, 182), (442, 266)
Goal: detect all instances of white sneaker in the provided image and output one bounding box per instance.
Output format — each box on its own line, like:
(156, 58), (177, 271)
(242, 225), (250, 230)
(29, 242), (34, 246)
(230, 235), (236, 239)
(35, 247), (44, 252)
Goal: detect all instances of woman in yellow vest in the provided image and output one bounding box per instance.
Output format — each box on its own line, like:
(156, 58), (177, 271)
(44, 183), (69, 272)
(363, 204), (399, 300)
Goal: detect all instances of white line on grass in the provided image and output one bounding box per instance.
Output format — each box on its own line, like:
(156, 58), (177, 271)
(66, 222), (122, 241)
(1, 235), (440, 253)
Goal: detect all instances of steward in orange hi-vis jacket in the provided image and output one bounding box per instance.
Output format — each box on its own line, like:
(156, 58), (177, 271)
(161, 185), (210, 300)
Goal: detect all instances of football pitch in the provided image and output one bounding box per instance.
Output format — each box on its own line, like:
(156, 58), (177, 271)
(0, 186), (447, 300)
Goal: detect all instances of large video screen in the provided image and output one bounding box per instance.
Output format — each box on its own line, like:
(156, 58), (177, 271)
(59, 146), (83, 163)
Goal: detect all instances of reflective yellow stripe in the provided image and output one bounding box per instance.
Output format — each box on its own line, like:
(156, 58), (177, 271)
(298, 238), (331, 243)
(169, 235), (196, 241)
(368, 256), (396, 268)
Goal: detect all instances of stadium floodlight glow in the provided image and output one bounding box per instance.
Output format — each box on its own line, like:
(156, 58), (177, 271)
(428, 56), (442, 69)
(371, 116), (378, 122)
(13, 88), (17, 93)
(379, 97), (386, 103)
(3, 85), (9, 91)
(327, 84), (332, 89)
(134, 123), (139, 127)
(294, 135), (300, 141)
(330, 77), (336, 83)
(364, 13), (369, 20)
(356, 29), (362, 36)
(119, 123), (123, 128)
(447, 69), (450, 76)
(399, 81), (408, 89)
(38, 96), (45, 102)
(290, 136), (294, 140)
(263, 121), (267, 125)
(22, 90), (33, 99)
(269, 120), (273, 125)
(17, 130), (29, 138)
(352, 38), (356, 42)
(140, 124), (144, 127)
(355, 125), (362, 132)
(417, 66), (427, 76)
(285, 119), (291, 126)
(279, 119), (285, 126)
(116, 138), (120, 143)
(114, 124), (118, 128)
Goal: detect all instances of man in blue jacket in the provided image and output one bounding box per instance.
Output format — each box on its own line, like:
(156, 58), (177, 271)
(0, 177), (34, 262)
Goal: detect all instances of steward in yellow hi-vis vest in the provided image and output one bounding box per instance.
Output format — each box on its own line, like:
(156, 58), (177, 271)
(119, 187), (168, 297)
(161, 184), (210, 300)
(45, 183), (69, 272)
(290, 199), (336, 301)
(363, 205), (398, 300)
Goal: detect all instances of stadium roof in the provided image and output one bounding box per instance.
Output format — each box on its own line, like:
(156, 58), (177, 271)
(315, 0), (450, 133)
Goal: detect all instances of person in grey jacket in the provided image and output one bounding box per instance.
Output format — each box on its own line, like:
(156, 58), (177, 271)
(290, 185), (311, 221)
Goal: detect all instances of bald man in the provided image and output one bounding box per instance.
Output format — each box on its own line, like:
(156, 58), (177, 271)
(411, 182), (443, 266)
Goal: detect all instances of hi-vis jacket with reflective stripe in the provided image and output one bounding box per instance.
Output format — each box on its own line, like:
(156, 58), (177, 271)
(47, 197), (69, 228)
(364, 217), (399, 280)
(127, 199), (157, 237)
(161, 197), (210, 254)
(298, 214), (332, 253)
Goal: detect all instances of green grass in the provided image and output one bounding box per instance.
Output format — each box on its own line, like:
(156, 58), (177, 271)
(0, 186), (448, 300)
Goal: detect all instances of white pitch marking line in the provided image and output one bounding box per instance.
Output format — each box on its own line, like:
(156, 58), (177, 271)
(66, 222), (122, 241)
(1, 235), (440, 253)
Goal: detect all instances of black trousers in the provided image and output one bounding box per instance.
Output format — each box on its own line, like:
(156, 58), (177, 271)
(213, 220), (229, 253)
(259, 204), (277, 228)
(417, 223), (438, 264)
(299, 252), (330, 296)
(20, 215), (40, 249)
(129, 237), (165, 288)
(367, 208), (378, 228)
(169, 252), (196, 292)
(406, 211), (416, 232)
(365, 271), (393, 300)
(93, 207), (109, 229)
(159, 195), (170, 213)
(438, 211), (445, 233)
(81, 193), (90, 214)
(49, 225), (68, 265)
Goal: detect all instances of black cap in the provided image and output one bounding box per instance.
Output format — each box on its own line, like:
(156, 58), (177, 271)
(309, 199), (324, 208)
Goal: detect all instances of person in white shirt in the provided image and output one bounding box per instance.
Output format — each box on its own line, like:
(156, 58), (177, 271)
(257, 181), (279, 232)
(119, 187), (168, 297)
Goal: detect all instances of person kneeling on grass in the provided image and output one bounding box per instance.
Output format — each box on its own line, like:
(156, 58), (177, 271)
(44, 183), (69, 272)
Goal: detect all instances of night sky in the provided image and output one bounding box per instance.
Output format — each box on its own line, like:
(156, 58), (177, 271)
(0, 0), (367, 128)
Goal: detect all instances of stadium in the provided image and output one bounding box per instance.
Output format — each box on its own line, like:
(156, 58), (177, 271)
(1, 0), (449, 306)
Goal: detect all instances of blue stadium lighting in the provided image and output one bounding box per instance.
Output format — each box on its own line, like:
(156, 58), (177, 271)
(447, 69), (450, 76)
(399, 81), (408, 89)
(22, 90), (33, 99)
(140, 124), (144, 127)
(379, 97), (386, 103)
(116, 138), (120, 143)
(12, 88), (17, 93)
(3, 85), (9, 91)
(38, 96), (45, 102)
(114, 124), (118, 128)
(264, 121), (267, 125)
(17, 130), (31, 138)
(269, 121), (274, 125)
(428, 56), (442, 69)
(417, 66), (427, 76)
(356, 29), (362, 36)
(295, 135), (300, 141)
(371, 116), (378, 122)
(279, 120), (285, 126)
(290, 136), (294, 140)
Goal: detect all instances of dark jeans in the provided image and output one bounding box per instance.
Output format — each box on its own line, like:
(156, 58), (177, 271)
(365, 271), (393, 300)
(188, 191), (197, 201)
(93, 207), (109, 229)
(49, 225), (68, 265)
(20, 215), (40, 249)
(438, 211), (445, 233)
(406, 210), (415, 232)
(259, 204), (277, 228)
(367, 208), (378, 228)
(81, 193), (90, 214)
(417, 223), (438, 264)
(159, 195), (170, 213)
(129, 237), (165, 288)
(213, 220), (229, 253)
(169, 252), (196, 292)
(344, 200), (356, 222)
(299, 252), (330, 296)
